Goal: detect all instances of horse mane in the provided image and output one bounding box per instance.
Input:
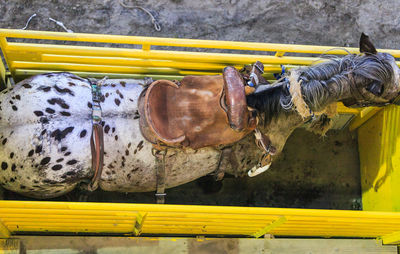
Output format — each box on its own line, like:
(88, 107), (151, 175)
(247, 53), (395, 122)
(246, 82), (289, 124)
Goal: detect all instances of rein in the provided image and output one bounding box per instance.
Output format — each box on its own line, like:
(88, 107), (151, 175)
(87, 77), (106, 192)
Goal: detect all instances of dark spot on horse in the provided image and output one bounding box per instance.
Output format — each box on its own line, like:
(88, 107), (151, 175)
(41, 129), (47, 136)
(51, 127), (74, 141)
(101, 121), (105, 127)
(22, 83), (32, 88)
(34, 111), (44, 117)
(38, 86), (51, 92)
(9, 100), (13, 104)
(80, 130), (87, 138)
(132, 167), (139, 172)
(2, 138), (7, 145)
(125, 149), (129, 156)
(114, 98), (121, 106)
(20, 185), (26, 189)
(28, 150), (34, 157)
(122, 156), (125, 161)
(48, 98), (70, 109)
(115, 135), (118, 141)
(127, 173), (131, 179)
(1, 162), (8, 170)
(128, 142), (131, 148)
(116, 89), (124, 99)
(87, 102), (92, 108)
(134, 149), (137, 154)
(134, 115), (140, 119)
(112, 127), (115, 133)
(66, 159), (77, 166)
(54, 85), (74, 96)
(45, 108), (55, 114)
(65, 152), (71, 156)
(35, 145), (42, 153)
(68, 82), (76, 87)
(60, 111), (71, 116)
(10, 178), (15, 182)
(104, 125), (110, 134)
(100, 95), (105, 102)
(40, 157), (51, 165)
(15, 95), (21, 100)
(111, 84), (116, 87)
(108, 164), (114, 169)
(40, 117), (49, 124)
(105, 92), (109, 98)
(66, 171), (75, 176)
(11, 164), (16, 172)
(12, 105), (17, 111)
(61, 146), (68, 152)
(56, 158), (64, 163)
(120, 81), (126, 87)
(137, 140), (144, 151)
(106, 171), (111, 175)
(9, 152), (14, 159)
(52, 164), (63, 171)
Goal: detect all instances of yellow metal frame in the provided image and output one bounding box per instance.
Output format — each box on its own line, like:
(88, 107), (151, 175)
(1, 29), (400, 242)
(0, 201), (400, 241)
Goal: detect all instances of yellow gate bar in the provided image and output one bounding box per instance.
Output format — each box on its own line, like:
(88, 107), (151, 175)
(1, 201), (400, 239)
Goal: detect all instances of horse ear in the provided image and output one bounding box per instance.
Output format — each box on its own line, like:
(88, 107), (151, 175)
(360, 33), (377, 54)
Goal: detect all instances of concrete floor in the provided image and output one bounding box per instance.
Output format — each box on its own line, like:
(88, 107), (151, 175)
(1, 237), (397, 254)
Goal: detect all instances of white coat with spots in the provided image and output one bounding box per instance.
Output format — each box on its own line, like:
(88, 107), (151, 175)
(0, 73), (273, 199)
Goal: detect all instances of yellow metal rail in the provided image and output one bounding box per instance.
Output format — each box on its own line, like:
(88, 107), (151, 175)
(2, 29), (395, 117)
(0, 201), (400, 243)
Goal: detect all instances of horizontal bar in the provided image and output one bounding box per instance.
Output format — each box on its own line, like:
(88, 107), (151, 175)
(13, 69), (184, 81)
(0, 29), (363, 55)
(10, 61), (220, 76)
(2, 201), (400, 219)
(41, 54), (245, 71)
(5, 43), (321, 65)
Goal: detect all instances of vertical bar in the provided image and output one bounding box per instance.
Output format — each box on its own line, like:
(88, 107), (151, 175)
(0, 37), (8, 89)
(142, 44), (151, 51)
(0, 221), (10, 239)
(252, 216), (287, 238)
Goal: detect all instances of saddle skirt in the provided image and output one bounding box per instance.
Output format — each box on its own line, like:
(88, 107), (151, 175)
(138, 67), (257, 149)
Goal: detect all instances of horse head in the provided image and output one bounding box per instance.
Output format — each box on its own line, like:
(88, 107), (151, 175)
(245, 33), (400, 177)
(340, 33), (400, 107)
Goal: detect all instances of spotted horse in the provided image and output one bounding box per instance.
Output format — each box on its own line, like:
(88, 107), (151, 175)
(0, 34), (400, 200)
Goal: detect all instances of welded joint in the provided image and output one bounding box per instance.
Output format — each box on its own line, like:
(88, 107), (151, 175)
(252, 216), (287, 238)
(379, 230), (400, 245)
(0, 220), (10, 238)
(275, 51), (285, 57)
(133, 212), (147, 236)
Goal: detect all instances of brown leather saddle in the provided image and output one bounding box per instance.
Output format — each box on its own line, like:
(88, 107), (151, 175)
(138, 66), (259, 149)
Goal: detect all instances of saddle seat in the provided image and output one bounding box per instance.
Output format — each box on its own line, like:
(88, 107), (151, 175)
(139, 67), (257, 149)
